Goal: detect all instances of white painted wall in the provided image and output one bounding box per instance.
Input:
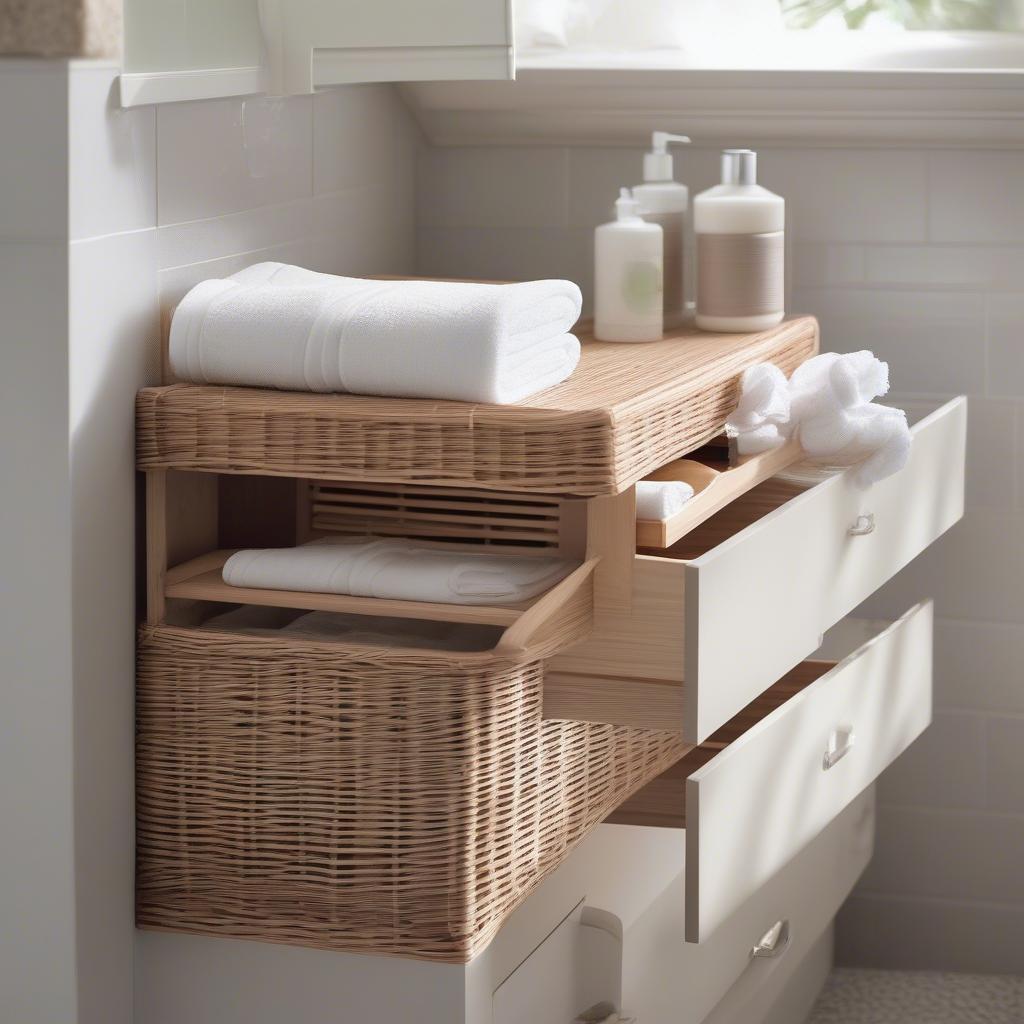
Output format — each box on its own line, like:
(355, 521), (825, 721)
(416, 140), (1024, 974)
(0, 57), (420, 1024)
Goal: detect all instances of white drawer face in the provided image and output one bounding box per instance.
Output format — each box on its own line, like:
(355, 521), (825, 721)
(686, 602), (932, 942)
(682, 396), (963, 742)
(618, 787), (875, 1024)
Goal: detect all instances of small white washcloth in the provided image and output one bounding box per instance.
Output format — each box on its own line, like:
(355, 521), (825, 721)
(222, 536), (577, 606)
(789, 351), (911, 488)
(635, 480), (694, 521)
(169, 262), (583, 405)
(726, 363), (792, 455)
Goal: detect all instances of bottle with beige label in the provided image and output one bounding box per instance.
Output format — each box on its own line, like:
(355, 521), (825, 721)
(694, 149), (785, 333)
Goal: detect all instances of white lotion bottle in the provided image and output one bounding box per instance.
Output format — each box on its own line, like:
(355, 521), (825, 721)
(633, 131), (690, 330)
(694, 149), (785, 333)
(594, 188), (663, 343)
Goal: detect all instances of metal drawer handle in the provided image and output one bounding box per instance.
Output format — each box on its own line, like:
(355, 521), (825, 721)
(823, 726), (856, 771)
(849, 513), (875, 536)
(751, 919), (791, 959)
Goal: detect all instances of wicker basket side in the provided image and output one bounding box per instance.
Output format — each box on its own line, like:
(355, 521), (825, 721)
(136, 625), (684, 962)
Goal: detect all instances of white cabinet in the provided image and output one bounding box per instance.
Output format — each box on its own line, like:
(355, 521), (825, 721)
(121, 0), (514, 107)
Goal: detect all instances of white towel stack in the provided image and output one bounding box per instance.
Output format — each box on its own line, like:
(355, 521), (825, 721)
(725, 352), (912, 488)
(635, 480), (694, 521)
(169, 262), (583, 405)
(222, 536), (577, 606)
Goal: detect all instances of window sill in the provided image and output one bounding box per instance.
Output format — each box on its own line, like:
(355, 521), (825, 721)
(403, 37), (1024, 148)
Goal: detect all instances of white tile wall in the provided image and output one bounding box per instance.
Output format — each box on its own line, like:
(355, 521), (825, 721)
(0, 61), (422, 1024)
(415, 140), (1024, 974)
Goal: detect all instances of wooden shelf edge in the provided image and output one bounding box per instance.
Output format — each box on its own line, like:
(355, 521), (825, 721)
(636, 438), (803, 549)
(163, 549), (530, 627)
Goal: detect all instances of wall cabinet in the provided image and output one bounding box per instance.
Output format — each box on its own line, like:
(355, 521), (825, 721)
(120, 0), (514, 107)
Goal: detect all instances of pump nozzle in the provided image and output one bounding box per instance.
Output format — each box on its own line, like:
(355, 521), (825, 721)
(645, 131), (691, 182)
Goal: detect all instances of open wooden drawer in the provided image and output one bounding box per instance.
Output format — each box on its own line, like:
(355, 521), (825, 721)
(607, 601), (932, 943)
(549, 396), (964, 742)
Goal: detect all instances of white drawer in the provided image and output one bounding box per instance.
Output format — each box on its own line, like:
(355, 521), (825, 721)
(617, 787), (875, 1024)
(550, 396), (963, 743)
(609, 601), (931, 943)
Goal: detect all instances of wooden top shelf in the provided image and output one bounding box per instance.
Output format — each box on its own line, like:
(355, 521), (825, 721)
(137, 315), (818, 496)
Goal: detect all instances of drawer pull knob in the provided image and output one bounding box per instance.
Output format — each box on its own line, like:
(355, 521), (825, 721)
(849, 513), (876, 536)
(823, 727), (856, 770)
(751, 919), (791, 959)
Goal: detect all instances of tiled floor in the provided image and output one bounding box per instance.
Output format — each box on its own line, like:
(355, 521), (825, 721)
(808, 969), (1024, 1023)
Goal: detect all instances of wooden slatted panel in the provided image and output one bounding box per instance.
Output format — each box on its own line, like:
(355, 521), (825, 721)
(309, 481), (565, 552)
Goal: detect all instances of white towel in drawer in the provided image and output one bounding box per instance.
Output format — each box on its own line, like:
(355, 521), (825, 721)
(550, 396), (963, 743)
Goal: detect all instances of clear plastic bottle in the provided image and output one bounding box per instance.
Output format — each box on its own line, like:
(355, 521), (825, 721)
(594, 188), (663, 343)
(694, 149), (785, 333)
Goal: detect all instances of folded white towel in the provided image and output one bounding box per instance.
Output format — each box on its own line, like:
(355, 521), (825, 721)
(169, 262), (583, 405)
(635, 480), (694, 521)
(222, 536), (577, 606)
(726, 363), (792, 455)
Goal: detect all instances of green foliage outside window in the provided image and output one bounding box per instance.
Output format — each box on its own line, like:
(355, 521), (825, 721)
(782, 0), (1021, 30)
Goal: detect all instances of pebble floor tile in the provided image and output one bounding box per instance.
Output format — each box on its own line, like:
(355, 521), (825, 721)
(808, 969), (1024, 1023)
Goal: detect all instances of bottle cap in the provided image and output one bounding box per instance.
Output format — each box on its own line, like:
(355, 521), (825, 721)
(721, 149), (757, 186)
(643, 131), (691, 182)
(614, 186), (641, 220)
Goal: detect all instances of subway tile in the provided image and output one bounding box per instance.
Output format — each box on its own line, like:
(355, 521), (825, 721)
(790, 287), (985, 395)
(156, 200), (315, 270)
(313, 84), (418, 196)
(417, 147), (568, 229)
(417, 226), (588, 290)
(837, 893), (1024, 974)
(157, 95), (313, 226)
(0, 62), (67, 240)
(310, 184), (415, 278)
(760, 149), (928, 244)
(876, 710), (986, 811)
(930, 151), (1024, 244)
(964, 397), (1016, 510)
(69, 64), (156, 241)
(856, 510), (1024, 626)
(930, 619), (1024, 714)
(987, 717), (1024, 815)
(791, 244), (866, 288)
(864, 246), (995, 290)
(987, 294), (1024, 398)
(859, 805), (1024, 905)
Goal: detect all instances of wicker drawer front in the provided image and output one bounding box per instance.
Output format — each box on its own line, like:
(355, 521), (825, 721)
(135, 625), (685, 963)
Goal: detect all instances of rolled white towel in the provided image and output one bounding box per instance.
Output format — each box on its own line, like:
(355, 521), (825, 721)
(169, 263), (583, 405)
(726, 363), (791, 455)
(635, 480), (694, 521)
(222, 537), (577, 606)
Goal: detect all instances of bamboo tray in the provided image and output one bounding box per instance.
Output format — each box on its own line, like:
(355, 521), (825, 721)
(136, 316), (818, 497)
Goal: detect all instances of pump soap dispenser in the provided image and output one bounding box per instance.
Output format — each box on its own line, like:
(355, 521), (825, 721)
(594, 187), (663, 343)
(634, 131), (690, 330)
(694, 148), (785, 333)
